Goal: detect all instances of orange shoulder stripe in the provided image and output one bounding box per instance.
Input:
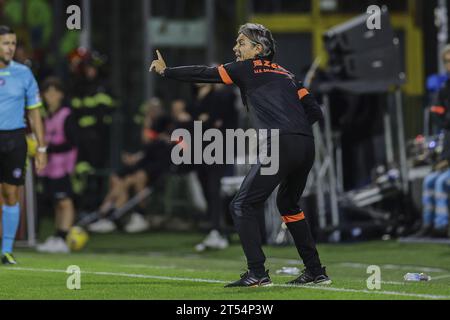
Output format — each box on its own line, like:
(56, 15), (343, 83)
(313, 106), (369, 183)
(218, 65), (233, 85)
(298, 88), (309, 99)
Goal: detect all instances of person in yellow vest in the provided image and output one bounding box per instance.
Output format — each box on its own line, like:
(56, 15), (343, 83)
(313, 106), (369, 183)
(68, 49), (116, 212)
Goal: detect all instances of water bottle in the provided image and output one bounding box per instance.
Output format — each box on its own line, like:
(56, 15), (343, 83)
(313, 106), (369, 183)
(276, 267), (300, 276)
(403, 273), (431, 281)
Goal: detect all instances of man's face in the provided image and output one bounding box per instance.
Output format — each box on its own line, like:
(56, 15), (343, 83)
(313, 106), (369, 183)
(444, 52), (450, 73)
(0, 33), (17, 64)
(233, 33), (262, 61)
(43, 86), (64, 112)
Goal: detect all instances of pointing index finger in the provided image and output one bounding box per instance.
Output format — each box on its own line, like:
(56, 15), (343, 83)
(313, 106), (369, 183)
(156, 50), (163, 60)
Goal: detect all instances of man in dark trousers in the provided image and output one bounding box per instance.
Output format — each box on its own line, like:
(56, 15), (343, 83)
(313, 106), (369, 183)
(150, 23), (330, 287)
(190, 82), (238, 251)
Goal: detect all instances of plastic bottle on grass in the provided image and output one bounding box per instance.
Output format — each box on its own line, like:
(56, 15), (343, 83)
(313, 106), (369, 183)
(403, 273), (431, 281)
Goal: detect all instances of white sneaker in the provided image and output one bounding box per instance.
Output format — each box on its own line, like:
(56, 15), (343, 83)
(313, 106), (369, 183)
(36, 236), (70, 253)
(124, 213), (150, 233)
(195, 230), (229, 252)
(87, 218), (117, 233)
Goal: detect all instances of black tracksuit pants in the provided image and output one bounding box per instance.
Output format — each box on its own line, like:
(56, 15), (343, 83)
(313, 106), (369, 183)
(229, 133), (323, 275)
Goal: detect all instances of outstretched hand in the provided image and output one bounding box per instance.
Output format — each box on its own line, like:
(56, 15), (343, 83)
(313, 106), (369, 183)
(149, 50), (167, 75)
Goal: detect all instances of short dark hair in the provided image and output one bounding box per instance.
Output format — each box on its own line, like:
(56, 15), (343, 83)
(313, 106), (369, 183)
(0, 25), (15, 36)
(41, 76), (65, 93)
(238, 23), (276, 61)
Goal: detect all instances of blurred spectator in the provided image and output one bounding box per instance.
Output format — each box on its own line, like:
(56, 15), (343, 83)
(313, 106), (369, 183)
(415, 149), (450, 238)
(169, 98), (194, 172)
(69, 48), (114, 168)
(13, 44), (32, 67)
(427, 45), (450, 133)
(3, 0), (52, 49)
(171, 99), (192, 126)
(414, 46), (450, 238)
(189, 83), (238, 251)
(134, 97), (165, 130)
(68, 48), (116, 211)
(87, 99), (172, 233)
(35, 77), (78, 253)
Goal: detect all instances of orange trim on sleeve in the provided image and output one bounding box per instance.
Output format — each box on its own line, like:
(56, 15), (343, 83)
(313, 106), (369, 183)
(281, 212), (305, 224)
(298, 88), (309, 99)
(218, 65), (233, 85)
(431, 105), (446, 115)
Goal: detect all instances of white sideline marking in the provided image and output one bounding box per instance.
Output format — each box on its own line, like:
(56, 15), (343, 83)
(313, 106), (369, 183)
(339, 262), (447, 273)
(275, 283), (450, 299)
(5, 267), (450, 300)
(121, 264), (198, 272)
(121, 264), (178, 270)
(380, 281), (406, 285)
(431, 274), (450, 281)
(270, 277), (404, 285)
(4, 267), (225, 284)
(132, 268), (407, 285)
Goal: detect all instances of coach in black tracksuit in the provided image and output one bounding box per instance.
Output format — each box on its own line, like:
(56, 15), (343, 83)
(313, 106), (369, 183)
(150, 23), (331, 287)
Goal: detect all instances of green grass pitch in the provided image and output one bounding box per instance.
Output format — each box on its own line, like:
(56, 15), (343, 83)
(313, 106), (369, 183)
(1, 228), (450, 300)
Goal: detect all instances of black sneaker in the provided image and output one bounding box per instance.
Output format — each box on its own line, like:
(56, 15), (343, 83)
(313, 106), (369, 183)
(287, 267), (331, 285)
(1, 253), (17, 265)
(225, 270), (272, 288)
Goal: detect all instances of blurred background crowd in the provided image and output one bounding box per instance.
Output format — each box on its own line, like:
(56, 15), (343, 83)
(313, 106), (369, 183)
(2, 0), (450, 253)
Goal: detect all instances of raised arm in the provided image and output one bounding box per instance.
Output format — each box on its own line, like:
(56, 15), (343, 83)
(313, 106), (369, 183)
(149, 50), (225, 84)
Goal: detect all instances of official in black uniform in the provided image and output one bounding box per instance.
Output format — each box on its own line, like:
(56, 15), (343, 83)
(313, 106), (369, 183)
(150, 23), (330, 287)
